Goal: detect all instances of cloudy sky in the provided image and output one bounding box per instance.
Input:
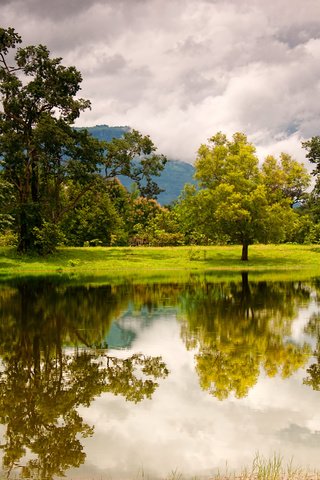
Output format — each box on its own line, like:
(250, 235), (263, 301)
(2, 0), (320, 164)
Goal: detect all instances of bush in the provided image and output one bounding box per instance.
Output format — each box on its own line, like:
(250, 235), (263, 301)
(0, 229), (17, 247)
(33, 222), (65, 255)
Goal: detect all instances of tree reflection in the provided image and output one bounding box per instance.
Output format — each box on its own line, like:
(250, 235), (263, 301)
(0, 280), (169, 479)
(180, 273), (312, 400)
(303, 311), (320, 391)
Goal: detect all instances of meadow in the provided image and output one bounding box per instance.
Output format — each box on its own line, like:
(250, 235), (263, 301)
(0, 244), (319, 280)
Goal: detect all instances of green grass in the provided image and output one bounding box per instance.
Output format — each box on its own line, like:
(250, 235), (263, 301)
(0, 244), (320, 280)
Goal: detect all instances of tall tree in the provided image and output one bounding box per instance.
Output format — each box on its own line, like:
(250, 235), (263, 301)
(0, 27), (104, 252)
(0, 27), (166, 253)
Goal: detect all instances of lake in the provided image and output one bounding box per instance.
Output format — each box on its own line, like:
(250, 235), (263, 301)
(0, 272), (319, 479)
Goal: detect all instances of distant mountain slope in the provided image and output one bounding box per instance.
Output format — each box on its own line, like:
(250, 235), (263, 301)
(82, 125), (195, 205)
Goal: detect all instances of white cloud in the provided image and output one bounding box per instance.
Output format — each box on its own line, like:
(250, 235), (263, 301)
(2, 0), (320, 163)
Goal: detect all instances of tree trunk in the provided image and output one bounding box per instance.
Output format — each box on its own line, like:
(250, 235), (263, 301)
(241, 243), (249, 261)
(17, 202), (42, 253)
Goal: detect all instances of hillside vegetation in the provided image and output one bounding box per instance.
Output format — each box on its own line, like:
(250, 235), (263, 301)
(84, 125), (196, 205)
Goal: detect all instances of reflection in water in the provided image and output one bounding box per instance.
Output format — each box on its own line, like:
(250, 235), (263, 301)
(180, 273), (312, 399)
(0, 280), (169, 479)
(304, 294), (320, 390)
(0, 275), (319, 479)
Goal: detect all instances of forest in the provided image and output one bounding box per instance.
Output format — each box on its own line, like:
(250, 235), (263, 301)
(1, 27), (320, 261)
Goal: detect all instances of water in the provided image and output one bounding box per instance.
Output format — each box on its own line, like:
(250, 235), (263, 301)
(0, 273), (320, 479)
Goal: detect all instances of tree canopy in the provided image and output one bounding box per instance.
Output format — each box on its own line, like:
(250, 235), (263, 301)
(0, 27), (166, 253)
(175, 132), (310, 260)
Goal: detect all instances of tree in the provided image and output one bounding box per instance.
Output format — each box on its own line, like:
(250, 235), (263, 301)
(261, 153), (310, 205)
(0, 27), (166, 253)
(302, 136), (320, 184)
(0, 174), (14, 233)
(103, 128), (167, 199)
(61, 177), (128, 246)
(301, 136), (320, 231)
(0, 27), (104, 253)
(177, 132), (308, 260)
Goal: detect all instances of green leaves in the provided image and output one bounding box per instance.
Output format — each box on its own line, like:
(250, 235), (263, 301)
(176, 131), (310, 259)
(104, 129), (167, 199)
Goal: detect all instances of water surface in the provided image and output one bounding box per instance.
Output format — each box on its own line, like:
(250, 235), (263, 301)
(0, 273), (320, 479)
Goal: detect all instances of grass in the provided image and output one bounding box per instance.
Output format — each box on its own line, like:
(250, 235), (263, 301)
(56, 455), (320, 480)
(212, 455), (320, 480)
(0, 244), (320, 280)
(0, 454), (318, 480)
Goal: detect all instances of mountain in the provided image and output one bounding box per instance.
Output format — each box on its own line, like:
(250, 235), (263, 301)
(82, 125), (195, 205)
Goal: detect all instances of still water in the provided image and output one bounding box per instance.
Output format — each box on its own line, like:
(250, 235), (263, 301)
(0, 273), (320, 479)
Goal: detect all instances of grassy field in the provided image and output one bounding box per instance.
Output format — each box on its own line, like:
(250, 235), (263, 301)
(0, 244), (320, 280)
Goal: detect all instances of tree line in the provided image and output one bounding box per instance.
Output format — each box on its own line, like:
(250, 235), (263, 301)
(1, 27), (320, 260)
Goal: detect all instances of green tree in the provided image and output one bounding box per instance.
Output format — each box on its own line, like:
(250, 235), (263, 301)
(177, 132), (307, 260)
(61, 177), (128, 246)
(302, 136), (320, 186)
(261, 153), (310, 205)
(0, 174), (14, 232)
(0, 27), (104, 253)
(301, 136), (320, 232)
(0, 27), (166, 253)
(104, 128), (167, 199)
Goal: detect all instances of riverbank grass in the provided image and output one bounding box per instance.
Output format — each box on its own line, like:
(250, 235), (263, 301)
(0, 244), (319, 277)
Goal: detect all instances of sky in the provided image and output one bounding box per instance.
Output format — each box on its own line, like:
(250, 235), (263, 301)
(2, 0), (320, 164)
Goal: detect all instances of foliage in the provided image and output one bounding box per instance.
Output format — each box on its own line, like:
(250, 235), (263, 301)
(0, 27), (104, 253)
(103, 128), (167, 199)
(176, 132), (309, 260)
(261, 153), (310, 205)
(130, 205), (184, 246)
(61, 177), (128, 246)
(0, 175), (14, 233)
(0, 28), (166, 254)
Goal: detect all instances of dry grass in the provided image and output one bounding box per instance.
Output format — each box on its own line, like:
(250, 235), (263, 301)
(213, 455), (320, 480)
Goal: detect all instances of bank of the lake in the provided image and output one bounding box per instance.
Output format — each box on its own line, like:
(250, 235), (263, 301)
(0, 244), (320, 278)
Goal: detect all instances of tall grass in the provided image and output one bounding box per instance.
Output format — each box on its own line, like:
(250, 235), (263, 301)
(213, 455), (320, 480)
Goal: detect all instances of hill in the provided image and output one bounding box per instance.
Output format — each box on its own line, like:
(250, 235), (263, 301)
(82, 125), (195, 205)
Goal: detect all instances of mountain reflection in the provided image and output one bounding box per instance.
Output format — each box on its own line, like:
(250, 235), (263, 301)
(180, 273), (312, 400)
(0, 280), (169, 479)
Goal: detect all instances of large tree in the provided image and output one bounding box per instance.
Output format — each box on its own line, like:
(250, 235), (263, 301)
(0, 27), (166, 253)
(176, 132), (309, 260)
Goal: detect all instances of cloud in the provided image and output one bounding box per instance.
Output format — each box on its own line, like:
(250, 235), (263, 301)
(2, 0), (320, 163)
(72, 308), (320, 479)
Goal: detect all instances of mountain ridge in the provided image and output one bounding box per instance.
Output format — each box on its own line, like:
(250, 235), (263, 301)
(81, 124), (195, 205)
